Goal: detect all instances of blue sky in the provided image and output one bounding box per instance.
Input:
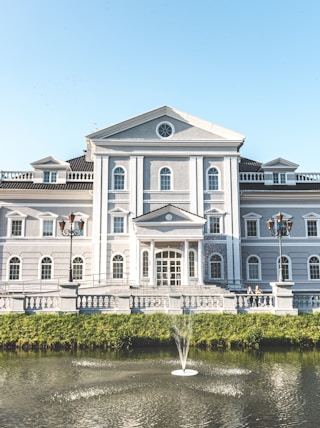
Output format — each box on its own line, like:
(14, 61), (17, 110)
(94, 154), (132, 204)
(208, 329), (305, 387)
(1, 0), (320, 171)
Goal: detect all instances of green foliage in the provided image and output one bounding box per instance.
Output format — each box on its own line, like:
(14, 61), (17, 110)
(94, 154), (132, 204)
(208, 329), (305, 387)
(1, 313), (320, 351)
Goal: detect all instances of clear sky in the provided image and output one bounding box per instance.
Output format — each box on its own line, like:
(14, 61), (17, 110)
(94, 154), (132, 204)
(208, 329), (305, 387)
(1, 0), (320, 172)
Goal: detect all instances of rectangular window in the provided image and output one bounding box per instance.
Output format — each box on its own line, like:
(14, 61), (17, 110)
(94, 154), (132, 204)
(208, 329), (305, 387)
(248, 264), (259, 280)
(113, 217), (124, 233)
(310, 265), (320, 280)
(209, 217), (220, 234)
(307, 220), (318, 237)
(247, 220), (257, 237)
(142, 251), (149, 278)
(273, 173), (286, 184)
(11, 220), (22, 236)
(44, 171), (57, 183)
(43, 220), (53, 236)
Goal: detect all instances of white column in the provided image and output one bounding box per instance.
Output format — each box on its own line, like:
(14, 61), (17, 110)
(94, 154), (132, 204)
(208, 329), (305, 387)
(196, 157), (204, 217)
(136, 239), (141, 285)
(189, 156), (204, 216)
(198, 240), (203, 285)
(137, 156), (144, 216)
(184, 240), (189, 285)
(150, 240), (155, 286)
(224, 156), (242, 288)
(99, 156), (109, 281)
(92, 155), (109, 283)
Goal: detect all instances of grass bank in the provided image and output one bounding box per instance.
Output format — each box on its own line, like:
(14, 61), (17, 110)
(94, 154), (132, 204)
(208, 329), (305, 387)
(1, 313), (320, 351)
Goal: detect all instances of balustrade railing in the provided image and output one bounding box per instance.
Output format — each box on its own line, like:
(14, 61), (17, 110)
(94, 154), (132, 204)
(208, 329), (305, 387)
(1, 290), (320, 315)
(293, 294), (320, 312)
(78, 295), (118, 312)
(25, 295), (60, 313)
(236, 294), (274, 311)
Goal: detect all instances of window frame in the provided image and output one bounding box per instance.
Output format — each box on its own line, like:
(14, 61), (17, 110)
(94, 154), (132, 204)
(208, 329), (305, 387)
(40, 256), (53, 280)
(142, 250), (149, 278)
(209, 253), (224, 280)
(273, 172), (286, 184)
(113, 166), (126, 191)
(207, 167), (219, 191)
(112, 254), (125, 279)
(73, 256), (84, 280)
(159, 167), (172, 191)
(6, 211), (27, 238)
(208, 216), (221, 234)
(308, 255), (320, 280)
(8, 256), (21, 281)
(43, 171), (57, 183)
(246, 255), (261, 281)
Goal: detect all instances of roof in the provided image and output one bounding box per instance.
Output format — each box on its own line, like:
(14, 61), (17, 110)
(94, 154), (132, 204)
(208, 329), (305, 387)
(0, 182), (93, 190)
(66, 154), (93, 171)
(239, 157), (262, 172)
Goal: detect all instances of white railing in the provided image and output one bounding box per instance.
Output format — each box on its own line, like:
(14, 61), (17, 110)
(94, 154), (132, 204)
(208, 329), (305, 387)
(239, 172), (264, 182)
(293, 294), (320, 312)
(2, 291), (320, 315)
(130, 295), (170, 313)
(0, 171), (34, 181)
(236, 293), (274, 311)
(183, 295), (224, 312)
(295, 173), (320, 183)
(0, 170), (94, 183)
(25, 295), (60, 313)
(78, 295), (118, 312)
(66, 171), (94, 182)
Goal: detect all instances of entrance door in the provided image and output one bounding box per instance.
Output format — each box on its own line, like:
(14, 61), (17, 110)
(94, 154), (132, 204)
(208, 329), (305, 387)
(156, 250), (181, 286)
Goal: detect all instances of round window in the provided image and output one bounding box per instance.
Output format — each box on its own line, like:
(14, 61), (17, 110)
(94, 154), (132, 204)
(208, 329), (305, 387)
(156, 121), (174, 138)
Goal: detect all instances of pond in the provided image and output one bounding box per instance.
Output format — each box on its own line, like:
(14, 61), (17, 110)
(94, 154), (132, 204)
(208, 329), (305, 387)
(1, 347), (320, 427)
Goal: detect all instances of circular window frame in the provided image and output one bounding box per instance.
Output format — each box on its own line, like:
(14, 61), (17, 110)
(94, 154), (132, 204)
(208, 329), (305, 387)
(156, 121), (175, 139)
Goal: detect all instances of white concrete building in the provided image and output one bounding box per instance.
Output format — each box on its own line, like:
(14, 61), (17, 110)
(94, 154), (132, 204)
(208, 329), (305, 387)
(1, 106), (320, 293)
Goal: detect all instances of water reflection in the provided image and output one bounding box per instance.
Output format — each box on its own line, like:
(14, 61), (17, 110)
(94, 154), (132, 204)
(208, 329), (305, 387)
(0, 348), (320, 427)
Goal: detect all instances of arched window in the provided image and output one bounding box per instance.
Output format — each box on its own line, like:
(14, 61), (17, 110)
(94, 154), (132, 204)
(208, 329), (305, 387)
(142, 251), (149, 278)
(41, 257), (52, 280)
(160, 167), (171, 190)
(278, 256), (290, 281)
(189, 250), (196, 278)
(113, 254), (124, 279)
(247, 256), (260, 280)
(208, 167), (219, 190)
(73, 257), (84, 280)
(309, 256), (320, 280)
(9, 257), (20, 280)
(210, 254), (222, 280)
(113, 167), (125, 190)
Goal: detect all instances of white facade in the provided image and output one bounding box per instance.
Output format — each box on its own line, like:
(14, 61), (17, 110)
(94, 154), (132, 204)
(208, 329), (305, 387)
(1, 106), (320, 292)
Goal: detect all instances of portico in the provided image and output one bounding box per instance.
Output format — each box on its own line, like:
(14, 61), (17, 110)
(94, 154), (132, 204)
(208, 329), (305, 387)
(132, 205), (206, 287)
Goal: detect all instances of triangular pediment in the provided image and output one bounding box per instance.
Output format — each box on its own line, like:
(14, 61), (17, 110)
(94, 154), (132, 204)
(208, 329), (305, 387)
(242, 212), (262, 219)
(86, 106), (245, 143)
(303, 212), (320, 219)
(31, 156), (70, 170)
(261, 158), (299, 171)
(133, 204), (206, 225)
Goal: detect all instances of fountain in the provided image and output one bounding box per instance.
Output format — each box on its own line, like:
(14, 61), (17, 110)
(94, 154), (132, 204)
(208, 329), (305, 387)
(170, 314), (198, 376)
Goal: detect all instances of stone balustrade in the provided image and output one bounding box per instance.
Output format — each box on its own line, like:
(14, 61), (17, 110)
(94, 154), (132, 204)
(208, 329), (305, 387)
(0, 288), (319, 315)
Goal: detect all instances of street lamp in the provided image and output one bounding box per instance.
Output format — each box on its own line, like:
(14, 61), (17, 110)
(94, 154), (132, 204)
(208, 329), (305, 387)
(59, 213), (85, 282)
(266, 212), (293, 282)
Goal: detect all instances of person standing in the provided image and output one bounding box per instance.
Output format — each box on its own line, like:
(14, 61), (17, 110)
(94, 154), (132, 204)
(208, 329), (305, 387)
(247, 286), (254, 306)
(255, 285), (263, 307)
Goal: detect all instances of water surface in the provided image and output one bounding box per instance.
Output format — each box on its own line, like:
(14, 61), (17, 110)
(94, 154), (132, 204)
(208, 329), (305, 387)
(1, 348), (320, 427)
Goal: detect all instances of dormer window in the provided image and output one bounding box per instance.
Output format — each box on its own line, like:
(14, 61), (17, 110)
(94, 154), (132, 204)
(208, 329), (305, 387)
(44, 171), (57, 183)
(273, 172), (286, 184)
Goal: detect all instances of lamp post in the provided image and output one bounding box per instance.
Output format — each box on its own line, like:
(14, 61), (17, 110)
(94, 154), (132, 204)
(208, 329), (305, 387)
(266, 212), (293, 282)
(59, 213), (85, 282)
